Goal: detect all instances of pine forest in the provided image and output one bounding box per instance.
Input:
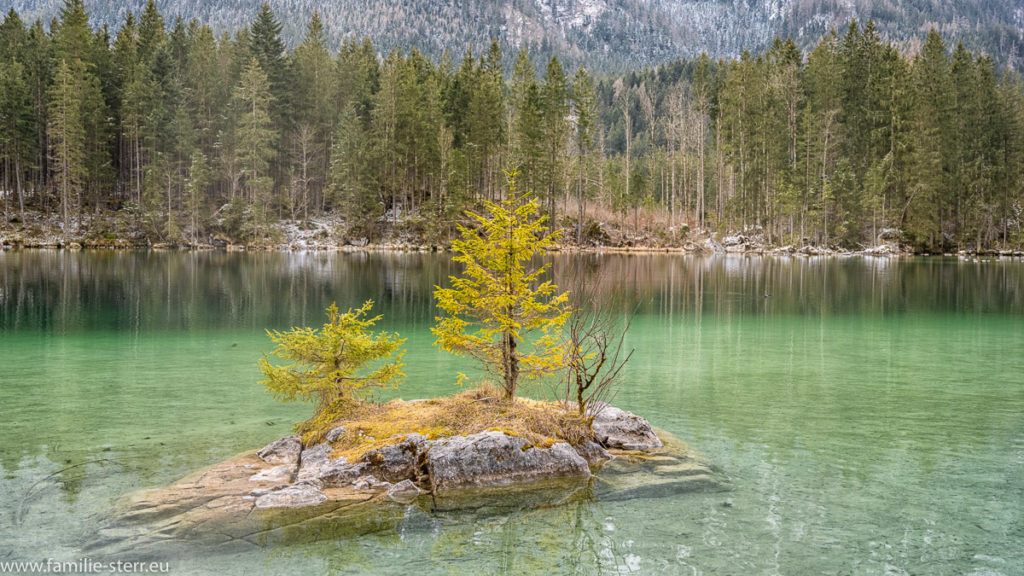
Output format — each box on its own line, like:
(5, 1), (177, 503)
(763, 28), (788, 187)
(2, 0), (1024, 253)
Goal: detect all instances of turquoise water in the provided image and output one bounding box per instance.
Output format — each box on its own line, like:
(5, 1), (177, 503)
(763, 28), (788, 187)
(1, 251), (1022, 575)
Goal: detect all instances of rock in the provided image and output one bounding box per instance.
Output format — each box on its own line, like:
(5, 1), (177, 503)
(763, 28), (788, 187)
(296, 443), (367, 485)
(254, 481), (327, 509)
(863, 244), (894, 256)
(256, 435), (301, 466)
(704, 239), (726, 254)
(426, 431), (590, 495)
(326, 426), (347, 443)
(591, 405), (663, 450)
(352, 475), (391, 492)
(109, 422), (723, 549)
(361, 434), (427, 483)
(318, 462), (368, 485)
(387, 479), (421, 503)
(574, 440), (613, 467)
(248, 464), (293, 483)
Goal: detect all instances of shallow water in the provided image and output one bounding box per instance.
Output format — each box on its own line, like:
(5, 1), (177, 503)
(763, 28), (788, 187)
(1, 251), (1022, 575)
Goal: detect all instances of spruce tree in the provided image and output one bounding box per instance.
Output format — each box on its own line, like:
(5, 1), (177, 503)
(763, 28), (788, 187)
(465, 41), (505, 199)
(249, 1), (292, 200)
(293, 11), (334, 218)
(513, 81), (544, 195)
(48, 58), (85, 242)
(0, 11), (34, 217)
(232, 57), (277, 236)
(571, 65), (596, 242)
(541, 55), (569, 222)
(906, 29), (952, 250)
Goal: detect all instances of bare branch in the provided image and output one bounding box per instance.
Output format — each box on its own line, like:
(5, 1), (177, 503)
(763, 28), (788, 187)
(560, 261), (636, 418)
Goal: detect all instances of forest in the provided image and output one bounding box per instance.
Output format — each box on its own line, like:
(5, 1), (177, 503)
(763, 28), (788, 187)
(2, 0), (1023, 252)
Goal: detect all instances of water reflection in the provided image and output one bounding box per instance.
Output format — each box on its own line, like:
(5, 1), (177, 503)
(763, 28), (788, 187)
(2, 252), (1022, 336)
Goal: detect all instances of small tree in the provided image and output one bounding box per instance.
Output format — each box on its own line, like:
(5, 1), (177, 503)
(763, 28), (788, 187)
(433, 169), (570, 399)
(562, 269), (634, 417)
(259, 301), (405, 419)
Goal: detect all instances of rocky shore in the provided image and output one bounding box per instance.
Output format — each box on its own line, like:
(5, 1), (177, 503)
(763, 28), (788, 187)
(100, 403), (722, 551)
(6, 209), (1021, 257)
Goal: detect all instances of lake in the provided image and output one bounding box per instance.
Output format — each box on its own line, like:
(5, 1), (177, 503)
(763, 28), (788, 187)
(1, 250), (1022, 575)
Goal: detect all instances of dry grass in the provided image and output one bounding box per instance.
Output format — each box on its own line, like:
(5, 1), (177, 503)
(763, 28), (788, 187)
(299, 384), (593, 462)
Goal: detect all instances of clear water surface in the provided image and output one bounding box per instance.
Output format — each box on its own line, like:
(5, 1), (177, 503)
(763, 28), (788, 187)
(0, 250), (1021, 575)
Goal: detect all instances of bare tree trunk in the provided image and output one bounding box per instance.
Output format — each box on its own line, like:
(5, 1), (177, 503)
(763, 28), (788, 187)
(821, 110), (837, 246)
(717, 126), (724, 227)
(697, 110), (706, 230)
(15, 157), (26, 218)
(577, 152), (585, 243)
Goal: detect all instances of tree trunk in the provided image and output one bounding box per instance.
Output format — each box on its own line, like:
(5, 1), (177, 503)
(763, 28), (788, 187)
(503, 330), (519, 399)
(697, 114), (706, 230)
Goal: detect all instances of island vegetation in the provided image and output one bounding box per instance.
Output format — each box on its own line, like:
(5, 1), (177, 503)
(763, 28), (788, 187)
(258, 172), (624, 460)
(109, 172), (698, 522)
(2, 1), (1024, 254)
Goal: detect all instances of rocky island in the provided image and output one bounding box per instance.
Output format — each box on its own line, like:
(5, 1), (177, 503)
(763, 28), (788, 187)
(93, 176), (724, 553)
(108, 394), (721, 551)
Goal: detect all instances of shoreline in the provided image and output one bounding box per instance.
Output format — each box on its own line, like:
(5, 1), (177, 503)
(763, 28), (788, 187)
(5, 238), (1024, 259)
(3, 211), (1023, 259)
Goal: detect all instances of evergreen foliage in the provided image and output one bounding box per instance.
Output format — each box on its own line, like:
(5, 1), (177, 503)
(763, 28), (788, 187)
(432, 169), (570, 400)
(2, 2), (1024, 252)
(258, 301), (406, 418)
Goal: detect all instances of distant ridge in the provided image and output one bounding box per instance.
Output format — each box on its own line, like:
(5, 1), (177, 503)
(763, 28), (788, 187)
(8, 0), (1024, 70)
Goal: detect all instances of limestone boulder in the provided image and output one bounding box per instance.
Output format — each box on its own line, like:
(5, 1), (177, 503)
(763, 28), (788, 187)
(256, 435), (301, 466)
(361, 434), (428, 483)
(426, 431), (590, 495)
(296, 443), (367, 485)
(591, 405), (663, 450)
(574, 440), (614, 467)
(352, 475), (392, 492)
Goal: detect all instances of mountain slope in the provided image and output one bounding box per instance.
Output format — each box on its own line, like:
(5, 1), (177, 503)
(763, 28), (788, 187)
(9, 0), (1024, 69)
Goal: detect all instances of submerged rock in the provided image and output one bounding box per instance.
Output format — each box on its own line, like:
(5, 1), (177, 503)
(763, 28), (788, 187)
(256, 435), (301, 466)
(427, 431), (590, 495)
(592, 405), (663, 450)
(593, 449), (724, 501)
